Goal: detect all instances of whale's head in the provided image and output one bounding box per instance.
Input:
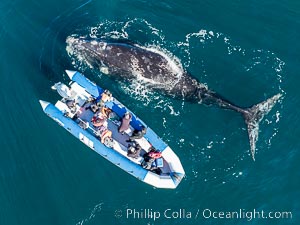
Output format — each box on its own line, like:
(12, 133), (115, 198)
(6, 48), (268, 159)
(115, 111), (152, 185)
(66, 36), (107, 67)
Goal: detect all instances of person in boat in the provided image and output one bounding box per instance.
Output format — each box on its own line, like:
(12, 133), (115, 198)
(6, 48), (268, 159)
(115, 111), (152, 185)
(85, 96), (98, 112)
(86, 90), (112, 112)
(98, 90), (112, 107)
(66, 99), (77, 113)
(147, 147), (162, 159)
(97, 125), (113, 145)
(100, 106), (111, 118)
(141, 148), (162, 170)
(141, 156), (155, 170)
(127, 142), (142, 159)
(129, 126), (147, 140)
(90, 104), (99, 113)
(92, 112), (107, 127)
(118, 111), (132, 134)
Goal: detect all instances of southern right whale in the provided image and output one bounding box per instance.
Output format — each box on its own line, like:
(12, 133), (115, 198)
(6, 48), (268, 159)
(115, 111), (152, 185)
(66, 36), (282, 160)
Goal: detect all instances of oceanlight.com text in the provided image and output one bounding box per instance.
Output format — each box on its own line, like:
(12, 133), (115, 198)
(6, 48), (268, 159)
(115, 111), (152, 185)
(202, 208), (292, 221)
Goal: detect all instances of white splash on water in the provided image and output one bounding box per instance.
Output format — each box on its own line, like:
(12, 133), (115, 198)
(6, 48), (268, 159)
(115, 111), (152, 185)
(137, 43), (184, 77)
(119, 78), (181, 116)
(76, 202), (104, 225)
(162, 117), (167, 128)
(207, 141), (214, 149)
(167, 105), (180, 116)
(89, 18), (164, 41)
(177, 28), (246, 67)
(119, 79), (155, 105)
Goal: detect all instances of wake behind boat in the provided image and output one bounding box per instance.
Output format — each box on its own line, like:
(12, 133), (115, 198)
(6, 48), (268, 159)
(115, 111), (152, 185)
(39, 70), (185, 189)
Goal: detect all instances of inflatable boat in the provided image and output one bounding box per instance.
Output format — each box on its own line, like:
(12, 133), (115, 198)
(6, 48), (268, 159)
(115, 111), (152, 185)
(39, 70), (185, 189)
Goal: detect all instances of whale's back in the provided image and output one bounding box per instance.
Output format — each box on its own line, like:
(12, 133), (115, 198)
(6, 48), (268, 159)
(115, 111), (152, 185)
(101, 43), (183, 83)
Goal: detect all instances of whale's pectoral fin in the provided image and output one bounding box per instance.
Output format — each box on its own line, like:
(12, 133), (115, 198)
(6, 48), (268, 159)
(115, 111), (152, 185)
(243, 93), (282, 161)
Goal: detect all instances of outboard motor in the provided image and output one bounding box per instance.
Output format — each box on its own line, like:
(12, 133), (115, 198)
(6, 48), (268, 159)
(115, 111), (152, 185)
(51, 82), (75, 100)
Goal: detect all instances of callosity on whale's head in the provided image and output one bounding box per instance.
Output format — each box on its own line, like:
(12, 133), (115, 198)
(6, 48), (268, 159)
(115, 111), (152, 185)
(66, 36), (108, 65)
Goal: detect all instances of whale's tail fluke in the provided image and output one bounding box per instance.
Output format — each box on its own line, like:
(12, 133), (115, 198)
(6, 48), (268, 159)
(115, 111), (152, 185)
(197, 89), (283, 160)
(242, 93), (282, 161)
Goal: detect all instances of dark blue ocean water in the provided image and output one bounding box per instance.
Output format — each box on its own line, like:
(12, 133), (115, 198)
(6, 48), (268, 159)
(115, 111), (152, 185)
(0, 0), (299, 224)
